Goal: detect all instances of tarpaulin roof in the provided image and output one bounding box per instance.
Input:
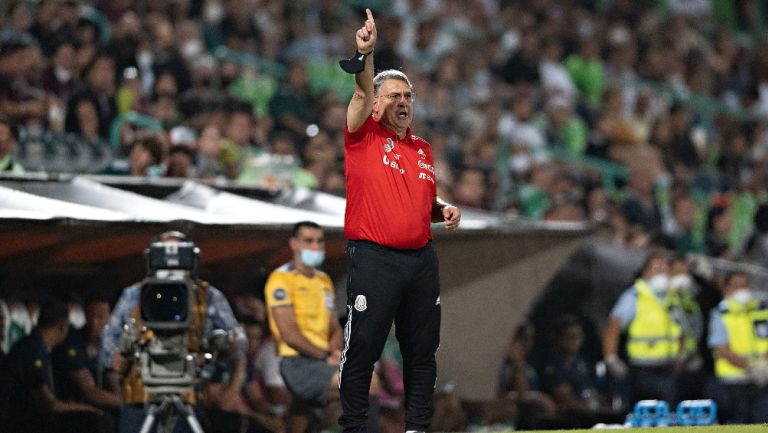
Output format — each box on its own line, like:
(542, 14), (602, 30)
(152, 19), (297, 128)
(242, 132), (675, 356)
(0, 174), (590, 299)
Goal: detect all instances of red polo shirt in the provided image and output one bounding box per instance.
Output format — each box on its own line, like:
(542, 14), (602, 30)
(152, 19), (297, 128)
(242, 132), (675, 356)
(344, 116), (437, 249)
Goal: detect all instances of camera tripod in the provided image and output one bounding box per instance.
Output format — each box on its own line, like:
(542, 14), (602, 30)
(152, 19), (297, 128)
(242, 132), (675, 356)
(139, 394), (205, 433)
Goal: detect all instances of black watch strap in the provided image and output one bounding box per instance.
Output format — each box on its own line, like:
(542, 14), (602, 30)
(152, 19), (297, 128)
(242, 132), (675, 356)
(339, 51), (371, 74)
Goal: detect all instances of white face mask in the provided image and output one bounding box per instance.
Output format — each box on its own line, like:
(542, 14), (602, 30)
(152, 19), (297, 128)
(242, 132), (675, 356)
(204, 2), (224, 24)
(300, 249), (325, 268)
(69, 304), (86, 329)
(137, 51), (153, 68)
(648, 274), (670, 293)
(181, 40), (203, 59)
(732, 288), (753, 304)
(54, 65), (72, 82)
(669, 274), (693, 291)
(510, 154), (532, 174)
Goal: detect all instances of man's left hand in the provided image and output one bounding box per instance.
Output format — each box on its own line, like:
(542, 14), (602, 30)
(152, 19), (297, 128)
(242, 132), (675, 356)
(443, 205), (461, 230)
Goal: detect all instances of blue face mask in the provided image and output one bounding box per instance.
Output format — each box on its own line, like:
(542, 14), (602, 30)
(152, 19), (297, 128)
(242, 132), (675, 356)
(300, 249), (325, 267)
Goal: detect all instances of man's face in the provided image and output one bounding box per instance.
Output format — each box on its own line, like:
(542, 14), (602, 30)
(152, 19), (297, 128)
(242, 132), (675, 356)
(558, 324), (584, 355)
(85, 301), (110, 340)
(54, 321), (70, 346)
(290, 226), (325, 257)
(643, 257), (669, 279)
(244, 323), (263, 355)
(373, 79), (413, 133)
(726, 274), (750, 294)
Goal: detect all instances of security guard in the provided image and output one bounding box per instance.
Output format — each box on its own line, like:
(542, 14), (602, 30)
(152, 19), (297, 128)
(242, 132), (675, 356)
(707, 271), (768, 423)
(666, 255), (704, 401)
(1, 299), (112, 433)
(602, 250), (681, 404)
(99, 231), (245, 433)
(265, 221), (344, 433)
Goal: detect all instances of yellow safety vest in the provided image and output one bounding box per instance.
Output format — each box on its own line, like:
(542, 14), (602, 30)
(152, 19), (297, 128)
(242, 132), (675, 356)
(666, 288), (701, 354)
(715, 299), (768, 383)
(122, 280), (208, 404)
(627, 279), (681, 365)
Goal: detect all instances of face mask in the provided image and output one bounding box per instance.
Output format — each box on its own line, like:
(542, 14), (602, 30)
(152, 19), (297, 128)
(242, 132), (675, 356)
(137, 51), (153, 68)
(54, 66), (72, 82)
(669, 274), (692, 291)
(648, 274), (669, 293)
(300, 249), (325, 268)
(69, 304), (86, 329)
(204, 3), (224, 24)
(732, 288), (753, 304)
(181, 40), (203, 59)
(510, 154), (532, 174)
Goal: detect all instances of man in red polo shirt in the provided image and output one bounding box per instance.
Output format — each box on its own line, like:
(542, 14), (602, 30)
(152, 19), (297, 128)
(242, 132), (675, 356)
(338, 9), (461, 433)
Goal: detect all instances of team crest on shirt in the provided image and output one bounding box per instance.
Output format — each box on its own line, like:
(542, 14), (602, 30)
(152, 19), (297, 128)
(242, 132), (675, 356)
(354, 295), (367, 312)
(384, 138), (395, 153)
(417, 148), (426, 158)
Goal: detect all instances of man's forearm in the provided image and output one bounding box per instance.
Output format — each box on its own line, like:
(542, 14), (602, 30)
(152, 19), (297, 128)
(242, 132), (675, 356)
(431, 196), (453, 222)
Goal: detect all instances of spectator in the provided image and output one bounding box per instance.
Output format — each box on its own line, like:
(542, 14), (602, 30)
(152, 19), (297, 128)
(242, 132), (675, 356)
(66, 53), (117, 140)
(670, 194), (706, 253)
(0, 33), (54, 131)
(539, 315), (624, 427)
(241, 316), (291, 418)
(0, 299), (113, 433)
(51, 297), (121, 410)
(269, 62), (315, 142)
(42, 41), (77, 104)
(620, 166), (663, 235)
(497, 323), (557, 429)
(100, 133), (165, 176)
(201, 321), (285, 433)
(738, 203), (768, 268)
(706, 202), (734, 258)
(165, 144), (196, 178)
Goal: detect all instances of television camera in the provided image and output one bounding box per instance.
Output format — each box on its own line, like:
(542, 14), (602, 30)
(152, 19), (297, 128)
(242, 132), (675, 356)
(119, 239), (231, 433)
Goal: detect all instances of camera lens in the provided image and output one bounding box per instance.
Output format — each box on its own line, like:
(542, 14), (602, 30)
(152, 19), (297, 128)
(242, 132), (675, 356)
(141, 281), (189, 324)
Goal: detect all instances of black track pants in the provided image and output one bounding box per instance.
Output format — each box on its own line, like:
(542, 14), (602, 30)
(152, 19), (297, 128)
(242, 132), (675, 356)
(339, 240), (441, 433)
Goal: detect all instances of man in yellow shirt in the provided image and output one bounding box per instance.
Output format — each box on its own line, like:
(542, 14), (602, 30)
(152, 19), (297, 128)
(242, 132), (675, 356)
(266, 221), (343, 433)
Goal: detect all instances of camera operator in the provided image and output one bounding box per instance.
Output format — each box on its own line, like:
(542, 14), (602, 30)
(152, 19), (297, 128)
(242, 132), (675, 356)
(99, 231), (245, 433)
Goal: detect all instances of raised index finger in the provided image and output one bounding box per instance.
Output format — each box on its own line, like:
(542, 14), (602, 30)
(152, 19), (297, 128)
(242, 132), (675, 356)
(366, 8), (375, 26)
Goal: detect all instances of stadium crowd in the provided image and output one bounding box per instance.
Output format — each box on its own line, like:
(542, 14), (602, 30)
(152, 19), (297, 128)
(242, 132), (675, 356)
(2, 0), (768, 431)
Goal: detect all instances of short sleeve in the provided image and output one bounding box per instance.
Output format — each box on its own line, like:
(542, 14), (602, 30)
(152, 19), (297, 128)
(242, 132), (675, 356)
(322, 274), (335, 310)
(345, 116), (375, 147)
(265, 273), (292, 308)
(51, 331), (87, 372)
(609, 288), (637, 328)
(23, 348), (51, 389)
(255, 339), (285, 387)
(708, 308), (729, 348)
